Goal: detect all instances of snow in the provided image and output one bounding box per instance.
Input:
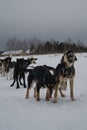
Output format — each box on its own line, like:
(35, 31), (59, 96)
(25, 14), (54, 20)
(1, 49), (30, 56)
(1, 50), (23, 55)
(0, 53), (87, 130)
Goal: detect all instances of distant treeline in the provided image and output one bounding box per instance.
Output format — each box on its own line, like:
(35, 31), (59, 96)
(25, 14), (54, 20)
(5, 36), (87, 54)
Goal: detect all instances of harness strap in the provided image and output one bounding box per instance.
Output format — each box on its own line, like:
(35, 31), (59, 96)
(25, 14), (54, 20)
(62, 64), (74, 78)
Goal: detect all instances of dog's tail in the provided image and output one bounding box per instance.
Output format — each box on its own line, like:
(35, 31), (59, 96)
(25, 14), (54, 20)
(44, 65), (55, 71)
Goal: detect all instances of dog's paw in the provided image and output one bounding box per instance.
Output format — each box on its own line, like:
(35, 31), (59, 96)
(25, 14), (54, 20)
(16, 86), (20, 89)
(45, 97), (50, 101)
(36, 98), (40, 101)
(25, 95), (29, 99)
(61, 94), (65, 97)
(52, 98), (58, 103)
(71, 98), (75, 101)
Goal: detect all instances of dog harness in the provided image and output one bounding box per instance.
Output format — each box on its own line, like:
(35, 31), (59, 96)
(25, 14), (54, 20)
(62, 64), (75, 78)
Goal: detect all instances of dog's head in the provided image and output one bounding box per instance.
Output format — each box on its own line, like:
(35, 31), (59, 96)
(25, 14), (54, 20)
(61, 50), (77, 67)
(66, 50), (77, 63)
(27, 57), (37, 64)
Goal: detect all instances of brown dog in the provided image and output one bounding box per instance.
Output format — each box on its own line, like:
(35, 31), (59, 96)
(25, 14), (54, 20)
(44, 50), (77, 103)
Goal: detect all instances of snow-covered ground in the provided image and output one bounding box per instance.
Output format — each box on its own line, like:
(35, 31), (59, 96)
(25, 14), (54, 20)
(0, 53), (87, 130)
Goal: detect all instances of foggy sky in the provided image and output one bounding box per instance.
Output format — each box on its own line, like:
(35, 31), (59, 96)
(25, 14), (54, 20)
(0, 0), (87, 50)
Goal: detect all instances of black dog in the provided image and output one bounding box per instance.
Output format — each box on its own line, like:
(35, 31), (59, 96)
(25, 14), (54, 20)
(25, 66), (56, 101)
(11, 57), (37, 89)
(44, 50), (77, 103)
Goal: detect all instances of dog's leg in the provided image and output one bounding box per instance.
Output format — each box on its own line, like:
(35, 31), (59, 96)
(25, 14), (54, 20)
(70, 78), (75, 101)
(10, 78), (15, 87)
(16, 77), (20, 89)
(25, 88), (29, 98)
(59, 87), (65, 97)
(19, 80), (23, 85)
(46, 88), (50, 101)
(52, 83), (58, 103)
(36, 86), (40, 101)
(34, 87), (37, 97)
(22, 74), (26, 88)
(26, 74), (33, 98)
(19, 74), (23, 85)
(1, 65), (5, 76)
(10, 71), (16, 87)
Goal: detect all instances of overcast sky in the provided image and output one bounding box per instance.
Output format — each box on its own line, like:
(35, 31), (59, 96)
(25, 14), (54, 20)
(0, 0), (87, 50)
